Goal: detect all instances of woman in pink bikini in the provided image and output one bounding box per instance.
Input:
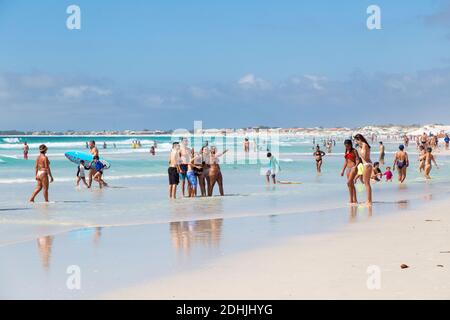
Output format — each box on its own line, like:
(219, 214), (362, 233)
(29, 144), (54, 202)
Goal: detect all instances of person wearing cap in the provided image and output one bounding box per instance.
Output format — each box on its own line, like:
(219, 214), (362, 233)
(393, 144), (409, 183)
(29, 144), (54, 202)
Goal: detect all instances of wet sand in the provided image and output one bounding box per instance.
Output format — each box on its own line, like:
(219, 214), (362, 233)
(105, 200), (450, 300)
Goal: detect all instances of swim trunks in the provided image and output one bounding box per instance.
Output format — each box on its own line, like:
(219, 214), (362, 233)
(187, 170), (197, 187)
(168, 167), (179, 185)
(179, 164), (188, 179)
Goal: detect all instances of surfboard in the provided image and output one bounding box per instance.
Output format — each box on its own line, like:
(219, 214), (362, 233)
(277, 180), (302, 184)
(64, 151), (111, 169)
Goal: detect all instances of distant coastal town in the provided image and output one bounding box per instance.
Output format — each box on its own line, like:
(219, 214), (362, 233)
(0, 124), (448, 138)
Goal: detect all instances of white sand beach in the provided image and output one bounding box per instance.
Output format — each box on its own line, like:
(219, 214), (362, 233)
(105, 200), (450, 300)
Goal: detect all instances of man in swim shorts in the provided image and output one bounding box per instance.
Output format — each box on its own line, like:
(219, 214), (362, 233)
(88, 140), (99, 188)
(168, 142), (181, 199)
(179, 138), (191, 197)
(23, 142), (29, 160)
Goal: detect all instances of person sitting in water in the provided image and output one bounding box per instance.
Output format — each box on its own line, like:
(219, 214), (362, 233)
(383, 167), (393, 182)
(76, 160), (89, 187)
(393, 144), (409, 183)
(266, 152), (281, 185)
(371, 162), (383, 182)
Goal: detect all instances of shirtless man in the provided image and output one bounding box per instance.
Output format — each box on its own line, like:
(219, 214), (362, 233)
(379, 141), (385, 165)
(87, 140), (99, 188)
(168, 142), (181, 199)
(23, 142), (29, 160)
(179, 138), (192, 197)
(29, 144), (54, 202)
(420, 132), (428, 148)
(393, 144), (409, 183)
(421, 147), (439, 180)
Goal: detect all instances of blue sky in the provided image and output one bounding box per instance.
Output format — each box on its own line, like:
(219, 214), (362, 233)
(1, 0), (450, 130)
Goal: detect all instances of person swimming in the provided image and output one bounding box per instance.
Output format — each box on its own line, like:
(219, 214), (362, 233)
(340, 139), (359, 204)
(354, 134), (373, 205)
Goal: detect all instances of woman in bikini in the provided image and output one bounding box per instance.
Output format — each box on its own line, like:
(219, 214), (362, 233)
(207, 147), (228, 196)
(313, 145), (326, 174)
(393, 144), (409, 183)
(29, 144), (54, 202)
(340, 139), (360, 204)
(354, 134), (373, 205)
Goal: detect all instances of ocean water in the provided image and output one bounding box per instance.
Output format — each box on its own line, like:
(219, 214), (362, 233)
(1, 135), (450, 246)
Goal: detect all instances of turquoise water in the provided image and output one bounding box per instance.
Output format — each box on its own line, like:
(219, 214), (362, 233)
(1, 135), (450, 245)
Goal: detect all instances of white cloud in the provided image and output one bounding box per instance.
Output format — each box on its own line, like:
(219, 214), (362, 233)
(60, 85), (112, 99)
(303, 74), (327, 91)
(238, 74), (270, 89)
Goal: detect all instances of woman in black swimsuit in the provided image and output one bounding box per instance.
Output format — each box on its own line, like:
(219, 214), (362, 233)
(314, 145), (326, 174)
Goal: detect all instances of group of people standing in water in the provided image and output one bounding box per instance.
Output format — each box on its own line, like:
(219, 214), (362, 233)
(168, 138), (228, 199)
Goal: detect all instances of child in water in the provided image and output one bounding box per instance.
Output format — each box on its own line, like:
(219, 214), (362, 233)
(383, 167), (393, 182)
(354, 162), (364, 184)
(76, 160), (88, 187)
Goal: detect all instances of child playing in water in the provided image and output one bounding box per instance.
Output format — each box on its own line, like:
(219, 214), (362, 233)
(354, 162), (364, 184)
(383, 167), (393, 182)
(76, 160), (88, 187)
(91, 156), (108, 188)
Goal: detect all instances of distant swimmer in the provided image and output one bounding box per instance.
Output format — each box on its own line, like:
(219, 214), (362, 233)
(168, 142), (181, 199)
(354, 134), (373, 206)
(313, 145), (326, 174)
(421, 147), (439, 180)
(266, 152), (281, 185)
(150, 145), (156, 156)
(23, 142), (29, 160)
(378, 141), (385, 165)
(393, 144), (409, 183)
(103, 142), (107, 149)
(29, 144), (54, 202)
(87, 141), (99, 188)
(340, 139), (359, 204)
(243, 138), (250, 153)
(76, 160), (89, 187)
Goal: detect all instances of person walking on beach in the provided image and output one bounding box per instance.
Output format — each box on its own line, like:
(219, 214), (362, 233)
(379, 141), (385, 165)
(208, 146), (228, 196)
(354, 134), (373, 206)
(23, 142), (29, 160)
(87, 141), (99, 188)
(421, 147), (439, 180)
(266, 152), (281, 184)
(29, 144), (54, 202)
(393, 144), (409, 183)
(444, 133), (450, 150)
(340, 139), (359, 204)
(314, 145), (326, 174)
(168, 142), (181, 199)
